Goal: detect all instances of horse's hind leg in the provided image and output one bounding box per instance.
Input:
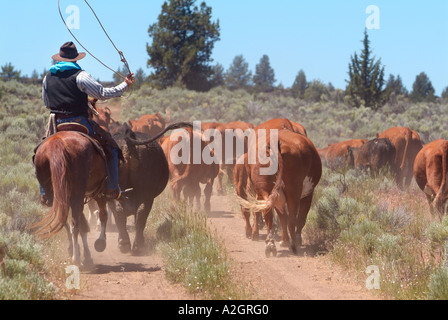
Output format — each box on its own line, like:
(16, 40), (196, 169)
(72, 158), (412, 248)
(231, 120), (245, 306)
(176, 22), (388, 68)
(71, 196), (93, 268)
(79, 213), (93, 268)
(65, 223), (73, 257)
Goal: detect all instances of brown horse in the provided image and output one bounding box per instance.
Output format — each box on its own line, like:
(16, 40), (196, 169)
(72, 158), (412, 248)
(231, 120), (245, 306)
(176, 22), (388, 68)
(32, 121), (193, 266)
(32, 131), (109, 267)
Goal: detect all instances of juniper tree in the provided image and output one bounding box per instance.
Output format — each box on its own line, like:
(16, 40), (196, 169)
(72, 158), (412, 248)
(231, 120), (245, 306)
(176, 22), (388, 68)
(385, 74), (408, 97)
(0, 63), (21, 81)
(146, 0), (220, 91)
(291, 69), (307, 99)
(346, 30), (385, 110)
(225, 55), (252, 90)
(410, 72), (436, 103)
(253, 54), (276, 93)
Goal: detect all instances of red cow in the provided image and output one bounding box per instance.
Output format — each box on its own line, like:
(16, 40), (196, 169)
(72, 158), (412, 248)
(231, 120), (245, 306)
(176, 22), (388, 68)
(414, 139), (448, 218)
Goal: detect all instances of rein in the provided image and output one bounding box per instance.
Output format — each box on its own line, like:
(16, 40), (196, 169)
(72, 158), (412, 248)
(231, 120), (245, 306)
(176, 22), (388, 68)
(57, 0), (132, 80)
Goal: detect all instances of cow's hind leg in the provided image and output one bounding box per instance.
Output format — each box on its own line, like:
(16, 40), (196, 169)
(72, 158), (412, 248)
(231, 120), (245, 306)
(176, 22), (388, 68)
(109, 201), (131, 254)
(203, 180), (214, 213)
(94, 197), (108, 253)
(263, 208), (277, 257)
(296, 194), (314, 248)
(132, 198), (154, 255)
(276, 204), (290, 248)
(242, 207), (252, 239)
(286, 198), (300, 254)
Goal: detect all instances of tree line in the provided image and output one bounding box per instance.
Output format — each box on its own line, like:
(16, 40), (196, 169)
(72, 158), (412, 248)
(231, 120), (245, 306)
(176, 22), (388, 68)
(2, 0), (447, 108)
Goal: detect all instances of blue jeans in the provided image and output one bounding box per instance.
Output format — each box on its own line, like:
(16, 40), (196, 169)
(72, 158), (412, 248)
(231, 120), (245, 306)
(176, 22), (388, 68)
(55, 115), (93, 135)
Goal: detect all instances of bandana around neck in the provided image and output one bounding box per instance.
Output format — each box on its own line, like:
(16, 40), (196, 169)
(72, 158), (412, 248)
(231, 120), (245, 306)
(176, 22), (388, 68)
(49, 61), (81, 74)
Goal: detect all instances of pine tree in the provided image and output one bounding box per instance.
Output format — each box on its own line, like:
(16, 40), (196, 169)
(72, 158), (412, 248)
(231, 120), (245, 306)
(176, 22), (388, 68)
(304, 80), (329, 102)
(134, 68), (147, 90)
(209, 63), (225, 88)
(346, 30), (385, 110)
(385, 74), (408, 97)
(147, 0), (220, 91)
(253, 55), (276, 92)
(442, 86), (448, 101)
(0, 63), (21, 81)
(291, 69), (307, 99)
(225, 55), (252, 90)
(384, 74), (408, 104)
(410, 72), (436, 102)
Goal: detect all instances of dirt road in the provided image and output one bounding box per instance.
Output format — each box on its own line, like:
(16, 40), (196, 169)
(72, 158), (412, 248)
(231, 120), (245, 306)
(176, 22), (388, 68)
(66, 192), (377, 300)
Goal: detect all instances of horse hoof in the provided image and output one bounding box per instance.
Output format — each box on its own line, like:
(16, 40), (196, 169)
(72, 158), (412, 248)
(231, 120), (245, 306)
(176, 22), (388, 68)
(290, 244), (298, 255)
(81, 258), (95, 271)
(119, 243), (131, 254)
(279, 241), (289, 248)
(94, 239), (107, 252)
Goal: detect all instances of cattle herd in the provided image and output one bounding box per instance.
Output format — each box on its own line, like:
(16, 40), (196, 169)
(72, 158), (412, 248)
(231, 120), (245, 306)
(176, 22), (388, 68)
(94, 105), (448, 257)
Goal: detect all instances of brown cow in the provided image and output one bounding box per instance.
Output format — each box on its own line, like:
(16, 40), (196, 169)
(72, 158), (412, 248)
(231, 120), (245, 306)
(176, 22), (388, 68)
(88, 99), (118, 132)
(255, 118), (307, 137)
(161, 126), (219, 213)
(378, 127), (423, 188)
(235, 129), (322, 256)
(92, 105), (112, 130)
(347, 138), (396, 176)
(414, 139), (448, 218)
(129, 113), (168, 138)
(214, 121), (254, 195)
(319, 139), (367, 170)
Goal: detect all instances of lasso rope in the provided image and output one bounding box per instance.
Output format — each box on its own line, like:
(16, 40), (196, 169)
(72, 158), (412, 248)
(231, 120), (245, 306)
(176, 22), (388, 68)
(57, 0), (132, 80)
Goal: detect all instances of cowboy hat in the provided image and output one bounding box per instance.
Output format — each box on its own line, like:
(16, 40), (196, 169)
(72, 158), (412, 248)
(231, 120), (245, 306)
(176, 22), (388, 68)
(52, 42), (86, 62)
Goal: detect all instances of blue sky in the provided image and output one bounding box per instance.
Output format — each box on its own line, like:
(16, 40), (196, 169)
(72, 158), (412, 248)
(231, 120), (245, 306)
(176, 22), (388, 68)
(0, 0), (447, 94)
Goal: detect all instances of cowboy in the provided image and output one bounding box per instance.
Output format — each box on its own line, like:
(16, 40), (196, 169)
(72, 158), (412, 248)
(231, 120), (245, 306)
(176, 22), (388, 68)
(40, 41), (134, 204)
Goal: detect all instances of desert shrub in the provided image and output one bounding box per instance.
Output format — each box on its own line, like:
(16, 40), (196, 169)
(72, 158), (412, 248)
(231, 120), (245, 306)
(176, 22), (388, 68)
(428, 244), (448, 300)
(150, 194), (249, 300)
(426, 217), (448, 248)
(0, 80), (57, 300)
(0, 232), (57, 300)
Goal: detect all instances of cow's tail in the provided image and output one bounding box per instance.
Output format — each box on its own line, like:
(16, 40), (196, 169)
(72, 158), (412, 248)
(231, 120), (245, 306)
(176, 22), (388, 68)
(434, 142), (448, 215)
(31, 137), (71, 239)
(400, 128), (412, 170)
(237, 141), (284, 213)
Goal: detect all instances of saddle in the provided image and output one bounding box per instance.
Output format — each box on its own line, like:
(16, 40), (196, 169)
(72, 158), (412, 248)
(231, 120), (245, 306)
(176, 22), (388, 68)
(56, 122), (90, 135)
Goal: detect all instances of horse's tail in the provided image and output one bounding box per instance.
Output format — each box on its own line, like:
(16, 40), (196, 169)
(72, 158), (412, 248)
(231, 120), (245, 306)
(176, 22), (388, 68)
(32, 137), (71, 239)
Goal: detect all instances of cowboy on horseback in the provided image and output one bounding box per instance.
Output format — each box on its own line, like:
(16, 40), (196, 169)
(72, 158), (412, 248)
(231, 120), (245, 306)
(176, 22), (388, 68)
(40, 41), (135, 204)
